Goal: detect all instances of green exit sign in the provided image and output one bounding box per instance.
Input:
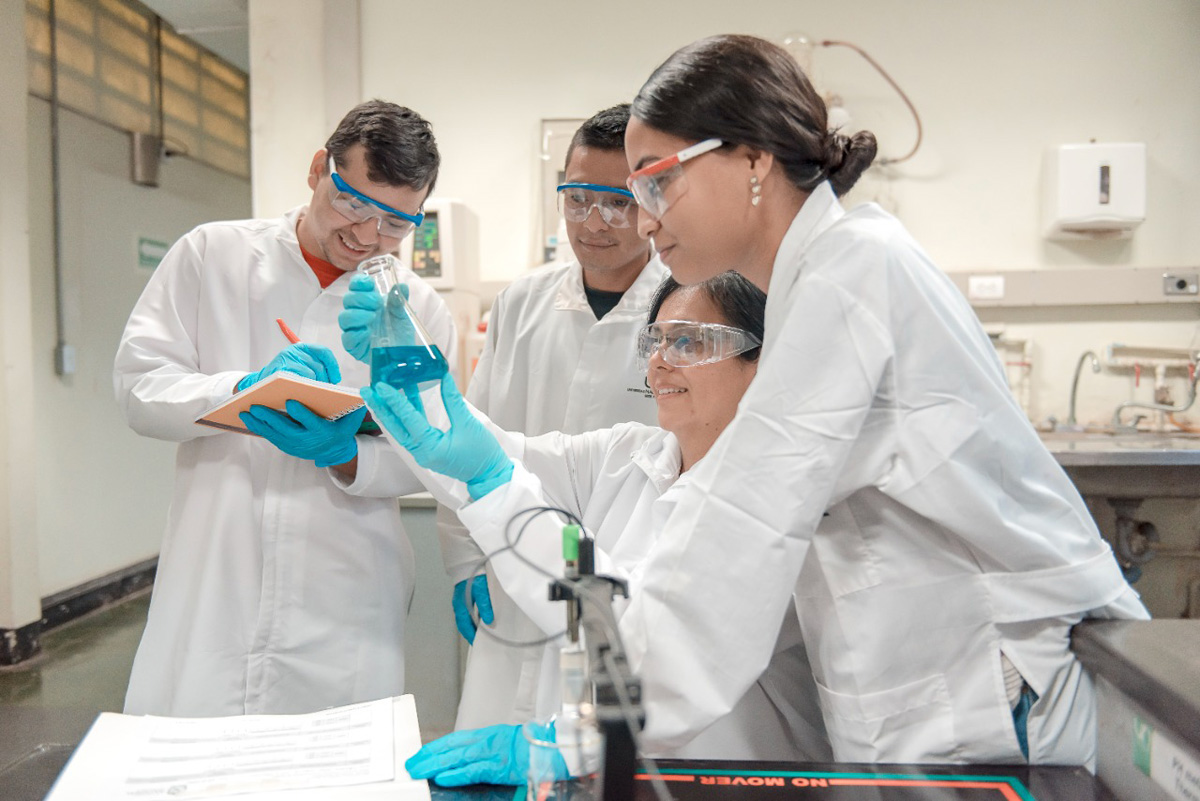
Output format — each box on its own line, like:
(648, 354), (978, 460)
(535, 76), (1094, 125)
(137, 237), (169, 270)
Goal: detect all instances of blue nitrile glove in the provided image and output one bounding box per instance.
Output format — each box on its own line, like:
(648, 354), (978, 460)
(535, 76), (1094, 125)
(340, 275), (416, 362)
(339, 274), (382, 362)
(362, 373), (514, 499)
(405, 721), (565, 787)
(452, 575), (495, 644)
(239, 400), (368, 467)
(237, 343), (341, 392)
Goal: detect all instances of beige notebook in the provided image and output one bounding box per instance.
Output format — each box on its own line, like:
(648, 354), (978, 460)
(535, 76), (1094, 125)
(195, 373), (376, 436)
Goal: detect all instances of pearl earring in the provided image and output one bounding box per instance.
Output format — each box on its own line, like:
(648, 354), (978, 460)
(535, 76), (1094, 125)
(750, 175), (762, 206)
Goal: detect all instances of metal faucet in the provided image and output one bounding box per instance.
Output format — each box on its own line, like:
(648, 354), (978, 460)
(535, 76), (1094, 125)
(1112, 365), (1200, 433)
(1067, 350), (1101, 428)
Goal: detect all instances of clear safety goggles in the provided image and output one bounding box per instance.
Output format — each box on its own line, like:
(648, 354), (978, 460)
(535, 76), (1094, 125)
(636, 319), (761, 371)
(626, 138), (723, 220)
(328, 156), (424, 240)
(556, 183), (638, 228)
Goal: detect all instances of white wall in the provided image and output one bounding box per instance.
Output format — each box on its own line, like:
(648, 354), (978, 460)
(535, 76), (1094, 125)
(10, 0), (1199, 619)
(0, 0), (41, 631)
(358, 0), (1200, 426)
(27, 100), (252, 597)
(976, 307), (1200, 428)
(248, 0), (362, 218)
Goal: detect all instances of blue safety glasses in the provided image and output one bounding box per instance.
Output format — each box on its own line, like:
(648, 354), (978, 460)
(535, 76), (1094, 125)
(328, 156), (424, 239)
(556, 182), (638, 228)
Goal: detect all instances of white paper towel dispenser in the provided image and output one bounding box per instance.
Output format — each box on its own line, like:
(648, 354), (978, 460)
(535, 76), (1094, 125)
(1042, 142), (1145, 239)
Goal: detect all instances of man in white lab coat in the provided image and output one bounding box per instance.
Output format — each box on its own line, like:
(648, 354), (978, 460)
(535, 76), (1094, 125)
(114, 100), (457, 717)
(439, 104), (667, 729)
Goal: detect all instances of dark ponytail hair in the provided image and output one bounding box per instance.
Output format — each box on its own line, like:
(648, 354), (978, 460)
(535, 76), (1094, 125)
(647, 271), (767, 364)
(632, 34), (877, 197)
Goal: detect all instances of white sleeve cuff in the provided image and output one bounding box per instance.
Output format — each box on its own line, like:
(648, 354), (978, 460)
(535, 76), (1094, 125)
(437, 504), (487, 584)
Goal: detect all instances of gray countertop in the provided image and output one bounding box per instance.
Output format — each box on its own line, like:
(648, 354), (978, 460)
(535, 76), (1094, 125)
(1072, 619), (1200, 749)
(1039, 432), (1200, 496)
(1040, 431), (1200, 466)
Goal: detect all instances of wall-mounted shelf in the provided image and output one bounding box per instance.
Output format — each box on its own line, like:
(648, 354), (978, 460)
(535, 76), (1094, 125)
(947, 266), (1200, 308)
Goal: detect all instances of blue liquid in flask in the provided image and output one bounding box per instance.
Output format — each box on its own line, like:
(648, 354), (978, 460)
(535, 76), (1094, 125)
(371, 344), (449, 390)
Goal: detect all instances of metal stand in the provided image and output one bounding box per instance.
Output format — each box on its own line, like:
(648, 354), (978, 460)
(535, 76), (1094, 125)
(550, 539), (644, 801)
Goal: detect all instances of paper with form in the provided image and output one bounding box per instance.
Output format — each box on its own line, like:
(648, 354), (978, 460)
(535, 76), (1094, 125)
(129, 698), (393, 797)
(46, 695), (430, 801)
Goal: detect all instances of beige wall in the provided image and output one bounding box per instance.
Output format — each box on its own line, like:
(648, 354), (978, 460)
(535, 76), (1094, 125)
(0, 0), (40, 630)
(26, 100), (252, 598)
(359, 0), (1200, 427)
(7, 0), (1199, 621)
(357, 0), (1200, 618)
(248, 0), (362, 218)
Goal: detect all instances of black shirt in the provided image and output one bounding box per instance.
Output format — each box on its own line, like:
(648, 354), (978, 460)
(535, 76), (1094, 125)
(583, 285), (625, 320)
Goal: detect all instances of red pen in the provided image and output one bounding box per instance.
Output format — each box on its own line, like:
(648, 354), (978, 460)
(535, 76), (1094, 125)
(275, 316), (378, 434)
(276, 318), (301, 344)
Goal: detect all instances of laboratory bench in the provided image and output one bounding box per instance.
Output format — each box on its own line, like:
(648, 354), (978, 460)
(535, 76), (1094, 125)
(8, 433), (1195, 800)
(1042, 432), (1200, 618)
(2, 744), (1112, 801)
(1040, 429), (1200, 497)
(434, 762), (1112, 800)
(4, 622), (1197, 800)
(3, 521), (1196, 801)
(1072, 619), (1200, 801)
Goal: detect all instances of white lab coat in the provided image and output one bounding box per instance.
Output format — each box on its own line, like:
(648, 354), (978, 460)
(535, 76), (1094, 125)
(617, 183), (1148, 766)
(114, 207), (457, 717)
(383, 419), (830, 761)
(438, 258), (667, 729)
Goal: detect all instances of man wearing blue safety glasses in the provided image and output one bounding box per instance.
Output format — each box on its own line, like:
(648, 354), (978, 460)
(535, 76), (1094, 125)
(114, 101), (457, 718)
(436, 104), (667, 732)
(320, 152), (426, 258)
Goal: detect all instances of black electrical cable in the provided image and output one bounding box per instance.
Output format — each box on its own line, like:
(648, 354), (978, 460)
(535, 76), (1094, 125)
(461, 504), (672, 800)
(462, 504), (586, 649)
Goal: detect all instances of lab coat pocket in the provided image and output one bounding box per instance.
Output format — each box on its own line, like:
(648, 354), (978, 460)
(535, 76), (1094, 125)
(815, 673), (958, 763)
(805, 503), (882, 598)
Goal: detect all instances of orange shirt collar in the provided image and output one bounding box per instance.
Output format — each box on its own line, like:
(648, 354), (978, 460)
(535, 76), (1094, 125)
(299, 244), (347, 289)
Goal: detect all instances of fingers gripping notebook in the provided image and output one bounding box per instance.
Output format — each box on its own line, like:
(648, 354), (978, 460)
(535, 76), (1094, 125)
(195, 373), (377, 435)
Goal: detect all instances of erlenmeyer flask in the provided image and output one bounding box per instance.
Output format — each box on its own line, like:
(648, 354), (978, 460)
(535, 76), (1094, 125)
(358, 256), (449, 391)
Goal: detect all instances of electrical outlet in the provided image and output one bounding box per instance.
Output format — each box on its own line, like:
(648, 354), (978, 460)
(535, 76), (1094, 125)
(54, 343), (77, 376)
(1163, 273), (1199, 296)
(967, 275), (1005, 301)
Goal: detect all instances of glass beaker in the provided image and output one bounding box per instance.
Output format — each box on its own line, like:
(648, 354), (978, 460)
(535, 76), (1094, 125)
(357, 254), (403, 295)
(358, 256), (449, 391)
(523, 716), (603, 801)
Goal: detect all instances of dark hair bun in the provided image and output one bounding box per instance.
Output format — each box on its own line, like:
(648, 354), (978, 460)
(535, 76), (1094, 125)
(824, 130), (878, 196)
(634, 34), (880, 198)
